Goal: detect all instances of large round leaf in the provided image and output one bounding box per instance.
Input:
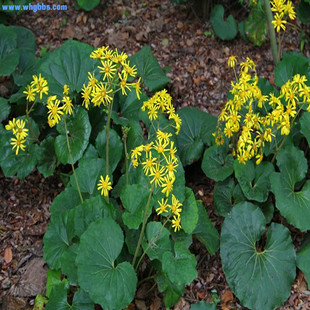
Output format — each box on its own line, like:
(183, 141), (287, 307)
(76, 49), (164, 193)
(180, 187), (198, 234)
(77, 0), (100, 11)
(221, 202), (296, 310)
(234, 160), (274, 202)
(38, 40), (96, 96)
(55, 106), (91, 164)
(37, 136), (57, 178)
(95, 128), (123, 174)
(270, 145), (310, 231)
(201, 144), (234, 181)
(297, 235), (310, 284)
(76, 218), (137, 310)
(177, 107), (217, 166)
(210, 5), (238, 40)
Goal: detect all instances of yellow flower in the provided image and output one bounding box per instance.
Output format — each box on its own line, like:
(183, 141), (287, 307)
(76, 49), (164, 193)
(149, 163), (166, 187)
(98, 59), (117, 80)
(15, 119), (28, 139)
(156, 130), (172, 144)
(97, 175), (112, 197)
(92, 82), (113, 107)
(165, 155), (178, 179)
(272, 13), (287, 32)
(31, 74), (49, 100)
(123, 62), (137, 78)
(132, 77), (142, 100)
(10, 137), (26, 155)
(118, 72), (131, 95)
(228, 56), (237, 68)
(156, 198), (169, 215)
(171, 215), (182, 232)
(5, 118), (17, 132)
(81, 84), (91, 110)
(161, 175), (174, 197)
(23, 85), (36, 102)
(47, 99), (64, 125)
(88, 72), (98, 91)
(141, 154), (157, 176)
(170, 194), (182, 216)
(62, 96), (73, 115)
(285, 1), (296, 20)
(63, 84), (69, 95)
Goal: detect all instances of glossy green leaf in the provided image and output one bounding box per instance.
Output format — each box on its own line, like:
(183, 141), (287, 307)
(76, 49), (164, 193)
(210, 5), (238, 40)
(11, 25), (36, 53)
(46, 269), (61, 298)
(37, 136), (57, 178)
(213, 177), (245, 216)
(0, 24), (19, 76)
(45, 279), (69, 310)
(0, 97), (10, 122)
(38, 40), (96, 96)
(221, 202), (296, 310)
(76, 218), (137, 310)
(177, 107), (217, 166)
(60, 243), (79, 285)
(129, 45), (169, 91)
(274, 52), (310, 87)
(77, 0), (100, 11)
(70, 158), (105, 194)
(297, 0), (310, 24)
(191, 301), (216, 310)
(71, 288), (94, 310)
(120, 184), (151, 229)
(193, 201), (219, 255)
(180, 187), (198, 234)
(95, 128), (123, 174)
(297, 235), (310, 284)
(43, 209), (75, 269)
(55, 106), (91, 164)
(201, 144), (234, 182)
(234, 160), (274, 202)
(270, 145), (310, 231)
(300, 112), (310, 145)
(244, 4), (267, 46)
(162, 241), (197, 287)
(142, 221), (171, 261)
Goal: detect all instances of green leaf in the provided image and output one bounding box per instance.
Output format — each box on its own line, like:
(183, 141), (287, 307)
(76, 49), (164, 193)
(210, 5), (238, 40)
(221, 202), (296, 310)
(234, 160), (274, 202)
(126, 120), (144, 152)
(297, 0), (310, 24)
(77, 0), (100, 11)
(274, 52), (310, 87)
(142, 221), (171, 261)
(193, 201), (219, 255)
(120, 184), (151, 229)
(201, 144), (234, 181)
(55, 106), (91, 164)
(177, 107), (217, 166)
(11, 25), (36, 53)
(162, 241), (197, 287)
(74, 195), (116, 237)
(70, 158), (105, 194)
(76, 218), (137, 310)
(95, 127), (123, 174)
(213, 177), (245, 216)
(38, 40), (96, 96)
(43, 209), (75, 269)
(129, 45), (170, 92)
(37, 136), (57, 178)
(46, 269), (61, 298)
(297, 235), (310, 284)
(0, 24), (19, 76)
(180, 187), (198, 234)
(0, 97), (10, 122)
(244, 4), (267, 46)
(49, 188), (83, 217)
(300, 112), (310, 145)
(71, 288), (94, 310)
(270, 145), (310, 231)
(60, 243), (79, 285)
(190, 301), (216, 310)
(45, 279), (70, 310)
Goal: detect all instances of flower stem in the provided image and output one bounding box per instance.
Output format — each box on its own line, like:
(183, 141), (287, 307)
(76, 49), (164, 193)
(122, 127), (129, 185)
(132, 183), (154, 268)
(63, 117), (83, 204)
(264, 0), (279, 65)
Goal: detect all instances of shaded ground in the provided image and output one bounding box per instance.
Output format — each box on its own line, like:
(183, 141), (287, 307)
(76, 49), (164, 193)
(1, 0), (310, 309)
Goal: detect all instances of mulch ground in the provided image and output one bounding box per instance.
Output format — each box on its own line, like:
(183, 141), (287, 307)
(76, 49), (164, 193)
(1, 0), (310, 309)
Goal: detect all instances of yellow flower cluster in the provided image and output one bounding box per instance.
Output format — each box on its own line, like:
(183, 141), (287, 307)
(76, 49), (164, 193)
(271, 0), (296, 32)
(5, 118), (29, 155)
(214, 57), (310, 165)
(141, 90), (182, 135)
(97, 174), (112, 197)
(131, 92), (183, 232)
(81, 46), (141, 110)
